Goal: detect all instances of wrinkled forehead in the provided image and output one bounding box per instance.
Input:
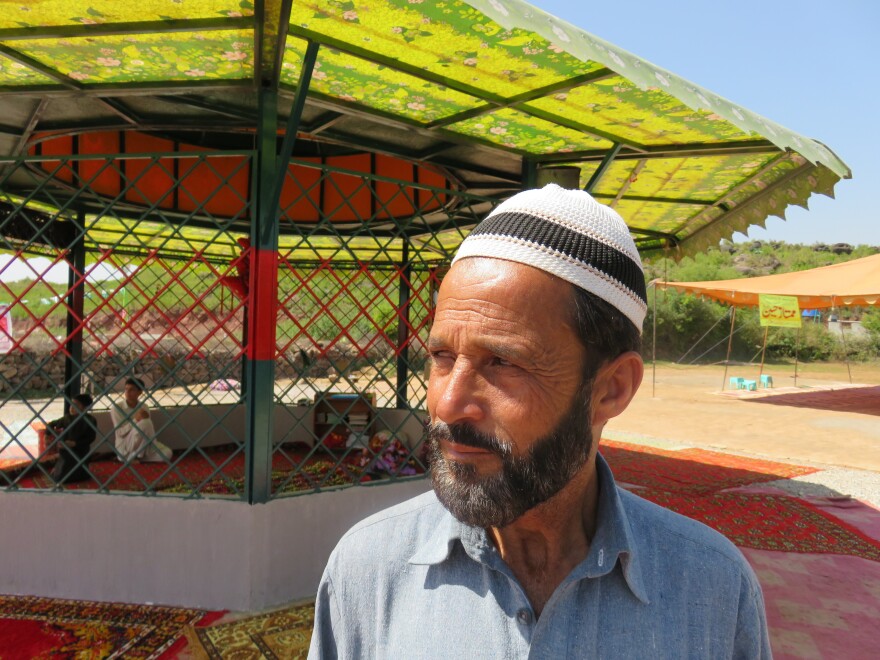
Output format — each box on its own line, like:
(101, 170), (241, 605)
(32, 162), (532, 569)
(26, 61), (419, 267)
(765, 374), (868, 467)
(433, 258), (582, 348)
(438, 257), (576, 322)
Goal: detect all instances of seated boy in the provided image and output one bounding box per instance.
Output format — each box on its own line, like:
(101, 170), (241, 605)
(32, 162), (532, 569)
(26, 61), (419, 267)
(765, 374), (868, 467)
(110, 377), (172, 462)
(46, 393), (97, 483)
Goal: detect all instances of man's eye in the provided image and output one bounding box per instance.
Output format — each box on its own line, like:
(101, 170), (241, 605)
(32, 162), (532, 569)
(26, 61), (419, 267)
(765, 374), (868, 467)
(490, 356), (514, 368)
(430, 351), (454, 364)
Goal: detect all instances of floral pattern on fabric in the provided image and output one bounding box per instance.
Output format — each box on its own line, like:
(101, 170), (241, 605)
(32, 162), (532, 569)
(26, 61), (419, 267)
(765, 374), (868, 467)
(282, 37), (483, 123)
(288, 0), (604, 99)
(4, 29), (253, 83)
(525, 76), (756, 146)
(0, 1), (253, 29)
(467, 0), (847, 177)
(0, 56), (54, 86)
(551, 152), (832, 252)
(593, 154), (780, 202)
(448, 106), (611, 153)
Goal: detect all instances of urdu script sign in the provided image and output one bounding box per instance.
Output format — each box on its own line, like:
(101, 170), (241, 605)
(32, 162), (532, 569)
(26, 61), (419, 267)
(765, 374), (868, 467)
(758, 294), (802, 328)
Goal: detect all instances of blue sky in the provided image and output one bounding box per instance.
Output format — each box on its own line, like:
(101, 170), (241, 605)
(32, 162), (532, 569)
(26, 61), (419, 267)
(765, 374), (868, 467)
(535, 0), (878, 246)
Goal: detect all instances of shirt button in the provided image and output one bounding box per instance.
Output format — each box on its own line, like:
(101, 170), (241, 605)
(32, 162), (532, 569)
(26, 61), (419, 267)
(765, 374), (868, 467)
(516, 608), (533, 625)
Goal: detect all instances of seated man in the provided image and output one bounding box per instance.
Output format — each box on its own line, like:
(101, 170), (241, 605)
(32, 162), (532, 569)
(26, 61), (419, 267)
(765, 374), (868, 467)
(46, 393), (97, 483)
(110, 377), (172, 463)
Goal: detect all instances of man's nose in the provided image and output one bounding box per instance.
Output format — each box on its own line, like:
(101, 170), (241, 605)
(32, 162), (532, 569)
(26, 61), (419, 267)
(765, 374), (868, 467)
(432, 359), (485, 426)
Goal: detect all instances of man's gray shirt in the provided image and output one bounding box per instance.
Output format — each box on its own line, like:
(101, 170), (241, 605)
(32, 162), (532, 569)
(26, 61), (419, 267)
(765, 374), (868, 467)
(309, 455), (771, 659)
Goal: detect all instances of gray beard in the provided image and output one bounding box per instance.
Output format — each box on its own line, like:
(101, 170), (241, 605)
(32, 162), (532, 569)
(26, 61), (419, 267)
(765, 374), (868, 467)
(426, 383), (593, 528)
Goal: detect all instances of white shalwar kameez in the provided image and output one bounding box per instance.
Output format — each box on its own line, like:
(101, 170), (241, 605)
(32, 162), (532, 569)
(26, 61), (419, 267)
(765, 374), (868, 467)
(110, 399), (172, 462)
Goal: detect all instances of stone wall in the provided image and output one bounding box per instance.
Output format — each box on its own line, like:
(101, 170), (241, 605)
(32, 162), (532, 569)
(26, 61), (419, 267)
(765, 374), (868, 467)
(0, 341), (399, 395)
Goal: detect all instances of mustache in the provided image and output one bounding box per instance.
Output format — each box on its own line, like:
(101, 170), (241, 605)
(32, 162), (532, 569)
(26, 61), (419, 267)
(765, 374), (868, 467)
(427, 421), (511, 457)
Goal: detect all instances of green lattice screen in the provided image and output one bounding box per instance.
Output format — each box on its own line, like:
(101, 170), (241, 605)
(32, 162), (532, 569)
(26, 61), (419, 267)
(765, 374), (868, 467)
(0, 146), (491, 498)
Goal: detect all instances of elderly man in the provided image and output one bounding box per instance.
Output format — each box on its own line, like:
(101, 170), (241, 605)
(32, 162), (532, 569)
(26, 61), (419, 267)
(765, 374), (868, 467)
(309, 185), (770, 658)
(110, 377), (172, 463)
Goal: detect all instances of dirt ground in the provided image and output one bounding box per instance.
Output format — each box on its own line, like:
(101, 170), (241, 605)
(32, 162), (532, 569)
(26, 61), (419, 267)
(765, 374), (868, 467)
(606, 361), (880, 472)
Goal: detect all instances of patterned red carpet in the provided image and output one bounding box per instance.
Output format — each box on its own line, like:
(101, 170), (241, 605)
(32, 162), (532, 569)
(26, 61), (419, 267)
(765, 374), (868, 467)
(598, 440), (880, 561)
(601, 439), (818, 493)
(640, 490), (880, 560)
(0, 595), (222, 659)
(748, 384), (880, 416)
(8, 444), (422, 495)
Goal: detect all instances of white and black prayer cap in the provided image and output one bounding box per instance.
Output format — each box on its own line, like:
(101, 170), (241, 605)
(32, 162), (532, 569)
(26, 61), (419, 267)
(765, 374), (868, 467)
(452, 184), (648, 332)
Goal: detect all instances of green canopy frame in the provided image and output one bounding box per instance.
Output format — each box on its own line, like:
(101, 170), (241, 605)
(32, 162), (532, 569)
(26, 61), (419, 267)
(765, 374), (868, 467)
(0, 0), (851, 502)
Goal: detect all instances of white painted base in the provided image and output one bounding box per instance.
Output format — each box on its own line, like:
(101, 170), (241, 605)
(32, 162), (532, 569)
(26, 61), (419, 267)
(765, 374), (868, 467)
(0, 478), (431, 610)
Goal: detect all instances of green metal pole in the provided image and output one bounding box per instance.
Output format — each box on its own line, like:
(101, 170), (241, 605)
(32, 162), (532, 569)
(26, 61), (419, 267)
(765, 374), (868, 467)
(63, 211), (86, 403)
(244, 88), (282, 504)
(585, 143), (622, 193)
(522, 157), (537, 190)
(244, 41), (319, 504)
(270, 40), (319, 214)
(395, 241), (411, 409)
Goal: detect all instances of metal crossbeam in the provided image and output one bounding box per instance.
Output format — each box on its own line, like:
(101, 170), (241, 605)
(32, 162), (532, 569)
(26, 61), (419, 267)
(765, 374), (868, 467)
(0, 45), (80, 89)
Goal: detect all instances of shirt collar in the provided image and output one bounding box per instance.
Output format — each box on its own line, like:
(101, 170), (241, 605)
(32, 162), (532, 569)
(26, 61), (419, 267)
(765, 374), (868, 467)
(408, 453), (649, 604)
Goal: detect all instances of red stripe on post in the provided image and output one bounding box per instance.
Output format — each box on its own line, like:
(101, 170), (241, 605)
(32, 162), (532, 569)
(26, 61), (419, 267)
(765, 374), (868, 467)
(247, 248), (279, 361)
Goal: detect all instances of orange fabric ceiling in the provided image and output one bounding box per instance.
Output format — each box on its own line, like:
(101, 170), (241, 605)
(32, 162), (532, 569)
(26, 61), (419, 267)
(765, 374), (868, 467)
(655, 253), (880, 308)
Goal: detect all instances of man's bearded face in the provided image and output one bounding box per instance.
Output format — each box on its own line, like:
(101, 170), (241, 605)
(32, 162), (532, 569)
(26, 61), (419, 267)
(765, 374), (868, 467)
(426, 381), (593, 528)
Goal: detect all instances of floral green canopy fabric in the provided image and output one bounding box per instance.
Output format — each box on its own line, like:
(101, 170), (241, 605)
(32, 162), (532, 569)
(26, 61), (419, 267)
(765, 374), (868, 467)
(0, 0), (850, 258)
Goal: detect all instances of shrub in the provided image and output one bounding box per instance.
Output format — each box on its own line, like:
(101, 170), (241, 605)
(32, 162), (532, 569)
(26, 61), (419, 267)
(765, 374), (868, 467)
(764, 323), (837, 361)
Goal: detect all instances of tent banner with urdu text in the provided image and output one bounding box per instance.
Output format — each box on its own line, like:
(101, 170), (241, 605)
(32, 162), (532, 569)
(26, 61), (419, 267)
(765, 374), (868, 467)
(759, 295), (802, 328)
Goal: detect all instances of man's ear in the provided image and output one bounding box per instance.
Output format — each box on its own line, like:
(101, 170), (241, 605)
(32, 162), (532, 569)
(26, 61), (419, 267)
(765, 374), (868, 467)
(590, 351), (644, 427)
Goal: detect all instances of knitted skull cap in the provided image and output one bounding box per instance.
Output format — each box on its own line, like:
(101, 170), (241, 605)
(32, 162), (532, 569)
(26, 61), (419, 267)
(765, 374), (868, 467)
(451, 184), (648, 332)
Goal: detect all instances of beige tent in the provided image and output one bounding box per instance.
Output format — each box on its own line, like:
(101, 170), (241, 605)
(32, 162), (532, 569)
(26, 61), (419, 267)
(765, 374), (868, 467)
(652, 253), (880, 389)
(654, 253), (880, 308)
